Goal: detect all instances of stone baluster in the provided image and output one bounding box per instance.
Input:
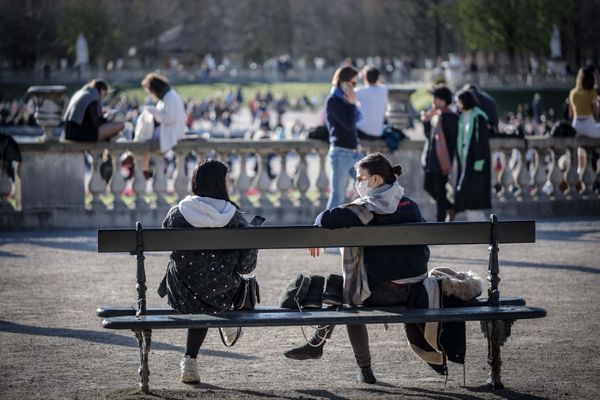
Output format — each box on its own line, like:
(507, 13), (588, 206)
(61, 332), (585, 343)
(515, 148), (531, 200)
(315, 148), (330, 208)
(133, 152), (149, 209)
(295, 150), (311, 206)
(256, 150), (273, 208)
(565, 147), (580, 199)
(174, 150), (189, 201)
(499, 149), (514, 201)
(276, 149), (293, 207)
(152, 152), (169, 208)
(236, 151), (253, 208)
(548, 148), (565, 200)
(110, 152), (127, 210)
(89, 151), (107, 210)
(579, 147), (597, 198)
(532, 149), (548, 200)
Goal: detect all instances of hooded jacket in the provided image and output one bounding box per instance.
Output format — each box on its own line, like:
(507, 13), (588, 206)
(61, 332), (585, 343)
(157, 196), (257, 314)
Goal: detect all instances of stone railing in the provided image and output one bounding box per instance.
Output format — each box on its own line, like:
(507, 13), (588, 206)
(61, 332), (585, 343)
(1, 137), (599, 229)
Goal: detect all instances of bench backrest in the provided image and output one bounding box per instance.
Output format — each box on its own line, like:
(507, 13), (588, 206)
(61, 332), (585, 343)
(97, 220), (535, 253)
(96, 215), (535, 315)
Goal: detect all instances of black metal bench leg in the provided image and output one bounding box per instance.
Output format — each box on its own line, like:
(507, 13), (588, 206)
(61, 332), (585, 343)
(481, 319), (513, 389)
(134, 329), (152, 393)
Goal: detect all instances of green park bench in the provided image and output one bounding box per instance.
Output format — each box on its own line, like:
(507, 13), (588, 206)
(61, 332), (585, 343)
(96, 215), (546, 393)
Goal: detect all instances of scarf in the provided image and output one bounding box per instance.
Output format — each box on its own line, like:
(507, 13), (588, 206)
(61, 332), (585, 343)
(341, 182), (406, 305)
(178, 195), (236, 228)
(457, 106), (488, 167)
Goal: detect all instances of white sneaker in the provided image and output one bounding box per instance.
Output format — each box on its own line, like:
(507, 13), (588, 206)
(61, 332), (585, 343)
(220, 326), (243, 346)
(180, 355), (200, 384)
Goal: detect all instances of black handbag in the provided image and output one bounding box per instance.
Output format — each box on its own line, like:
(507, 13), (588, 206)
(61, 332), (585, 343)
(278, 273), (311, 309)
(219, 276), (260, 347)
(232, 276), (260, 310)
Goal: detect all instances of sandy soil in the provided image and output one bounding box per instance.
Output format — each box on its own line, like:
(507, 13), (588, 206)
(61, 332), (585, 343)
(1, 219), (599, 399)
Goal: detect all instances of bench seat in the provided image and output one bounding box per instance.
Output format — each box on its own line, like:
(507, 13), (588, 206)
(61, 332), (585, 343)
(96, 296), (528, 318)
(102, 305), (546, 330)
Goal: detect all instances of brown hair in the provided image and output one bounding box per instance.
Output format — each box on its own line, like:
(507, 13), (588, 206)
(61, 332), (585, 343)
(141, 72), (171, 99)
(575, 67), (596, 91)
(355, 152), (402, 185)
(331, 66), (358, 87)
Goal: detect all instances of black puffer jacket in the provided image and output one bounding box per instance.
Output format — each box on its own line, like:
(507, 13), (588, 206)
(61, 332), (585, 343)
(157, 206), (257, 314)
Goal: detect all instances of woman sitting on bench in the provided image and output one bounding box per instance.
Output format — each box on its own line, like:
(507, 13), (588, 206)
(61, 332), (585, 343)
(157, 159), (258, 384)
(284, 152), (430, 384)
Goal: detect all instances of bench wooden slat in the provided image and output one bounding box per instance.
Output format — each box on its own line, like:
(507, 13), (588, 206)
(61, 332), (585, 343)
(102, 305), (546, 329)
(95, 296), (528, 318)
(97, 221), (535, 253)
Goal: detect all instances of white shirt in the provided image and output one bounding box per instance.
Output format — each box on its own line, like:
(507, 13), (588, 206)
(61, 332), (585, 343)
(355, 85), (388, 137)
(146, 89), (186, 153)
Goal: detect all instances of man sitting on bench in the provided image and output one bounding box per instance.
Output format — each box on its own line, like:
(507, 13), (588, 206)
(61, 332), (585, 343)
(284, 152), (430, 384)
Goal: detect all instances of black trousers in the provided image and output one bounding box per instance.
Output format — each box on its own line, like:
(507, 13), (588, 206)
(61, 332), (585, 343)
(424, 172), (451, 222)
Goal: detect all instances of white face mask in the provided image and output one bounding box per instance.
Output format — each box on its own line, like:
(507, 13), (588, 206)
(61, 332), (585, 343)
(355, 179), (374, 198)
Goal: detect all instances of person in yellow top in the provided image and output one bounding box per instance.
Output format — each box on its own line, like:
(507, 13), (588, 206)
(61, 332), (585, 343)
(569, 66), (600, 138)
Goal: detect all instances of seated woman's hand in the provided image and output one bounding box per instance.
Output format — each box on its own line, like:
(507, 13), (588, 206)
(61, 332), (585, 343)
(308, 248), (321, 257)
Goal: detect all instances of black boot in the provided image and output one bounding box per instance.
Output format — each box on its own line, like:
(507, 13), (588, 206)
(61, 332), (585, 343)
(301, 275), (325, 309)
(322, 274), (343, 306)
(356, 365), (377, 384)
(284, 325), (332, 360)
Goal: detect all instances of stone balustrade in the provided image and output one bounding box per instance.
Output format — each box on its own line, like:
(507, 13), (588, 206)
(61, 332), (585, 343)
(1, 136), (599, 229)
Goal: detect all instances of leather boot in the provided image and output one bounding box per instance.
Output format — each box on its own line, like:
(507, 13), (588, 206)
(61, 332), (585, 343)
(283, 325), (333, 360)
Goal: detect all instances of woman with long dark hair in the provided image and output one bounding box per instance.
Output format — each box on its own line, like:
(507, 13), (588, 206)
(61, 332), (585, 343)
(158, 159), (257, 384)
(452, 89), (491, 221)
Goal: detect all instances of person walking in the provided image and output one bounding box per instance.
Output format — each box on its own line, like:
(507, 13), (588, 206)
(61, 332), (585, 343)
(452, 89), (491, 221)
(325, 66), (363, 210)
(284, 153), (429, 384)
(421, 85), (458, 222)
(158, 159), (258, 384)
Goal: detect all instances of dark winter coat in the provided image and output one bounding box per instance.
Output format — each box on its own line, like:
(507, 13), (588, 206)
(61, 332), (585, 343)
(317, 196), (429, 285)
(422, 110), (459, 175)
(157, 206), (258, 314)
(454, 114), (491, 212)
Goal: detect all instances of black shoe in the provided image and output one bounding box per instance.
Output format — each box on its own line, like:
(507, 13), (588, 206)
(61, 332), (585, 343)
(322, 274), (343, 306)
(356, 365), (377, 384)
(301, 275), (325, 309)
(284, 343), (324, 360)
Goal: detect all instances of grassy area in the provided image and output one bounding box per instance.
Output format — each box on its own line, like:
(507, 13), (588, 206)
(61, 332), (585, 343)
(120, 82), (332, 104)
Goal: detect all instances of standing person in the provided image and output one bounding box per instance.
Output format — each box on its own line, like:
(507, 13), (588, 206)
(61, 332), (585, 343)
(462, 84), (498, 136)
(63, 79), (124, 142)
(137, 72), (186, 175)
(158, 159), (258, 384)
(284, 153), (429, 383)
(569, 66), (600, 138)
(325, 66), (363, 210)
(452, 89), (491, 221)
(355, 66), (388, 140)
(421, 85), (458, 222)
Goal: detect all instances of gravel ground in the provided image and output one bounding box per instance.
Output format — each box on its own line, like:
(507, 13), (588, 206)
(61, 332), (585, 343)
(1, 219), (599, 399)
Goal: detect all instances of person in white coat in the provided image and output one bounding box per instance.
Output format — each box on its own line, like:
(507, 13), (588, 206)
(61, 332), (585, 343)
(138, 72), (186, 176)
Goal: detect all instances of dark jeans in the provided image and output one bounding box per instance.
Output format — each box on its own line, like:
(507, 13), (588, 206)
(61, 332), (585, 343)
(424, 172), (451, 222)
(320, 282), (411, 367)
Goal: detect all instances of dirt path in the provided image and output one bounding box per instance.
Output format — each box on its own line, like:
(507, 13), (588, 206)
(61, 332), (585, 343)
(1, 219), (599, 399)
